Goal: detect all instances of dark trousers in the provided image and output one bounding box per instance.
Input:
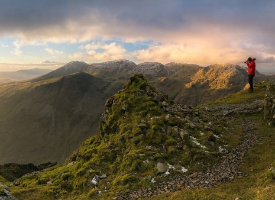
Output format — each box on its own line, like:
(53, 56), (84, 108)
(248, 75), (254, 91)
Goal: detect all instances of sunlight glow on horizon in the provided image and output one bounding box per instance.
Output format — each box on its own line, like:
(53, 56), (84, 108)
(0, 0), (275, 72)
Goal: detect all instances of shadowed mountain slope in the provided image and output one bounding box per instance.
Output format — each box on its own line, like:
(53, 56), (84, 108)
(0, 72), (110, 164)
(35, 61), (89, 81)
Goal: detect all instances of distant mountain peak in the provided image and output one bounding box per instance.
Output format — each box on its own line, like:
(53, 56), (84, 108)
(36, 61), (89, 81)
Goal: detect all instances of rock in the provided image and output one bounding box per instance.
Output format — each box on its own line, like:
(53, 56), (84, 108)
(179, 129), (187, 140)
(189, 122), (196, 129)
(223, 110), (229, 116)
(147, 176), (152, 181)
(101, 113), (107, 123)
(207, 132), (216, 142)
(161, 101), (169, 106)
(153, 94), (162, 103)
(165, 114), (171, 120)
(156, 162), (168, 174)
(122, 104), (128, 111)
(47, 181), (53, 186)
(91, 175), (99, 188)
(145, 86), (151, 92)
(98, 174), (107, 179)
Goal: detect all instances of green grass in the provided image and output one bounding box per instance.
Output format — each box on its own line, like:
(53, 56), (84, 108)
(150, 114), (275, 200)
(9, 76), (273, 200)
(211, 83), (266, 104)
(0, 175), (7, 183)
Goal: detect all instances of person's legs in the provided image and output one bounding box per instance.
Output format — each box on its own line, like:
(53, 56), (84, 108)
(248, 75), (254, 92)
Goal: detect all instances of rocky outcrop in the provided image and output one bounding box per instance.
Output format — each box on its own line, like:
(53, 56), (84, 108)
(0, 184), (18, 200)
(116, 109), (258, 199)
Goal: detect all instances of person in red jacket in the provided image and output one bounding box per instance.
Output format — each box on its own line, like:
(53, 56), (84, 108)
(245, 57), (256, 92)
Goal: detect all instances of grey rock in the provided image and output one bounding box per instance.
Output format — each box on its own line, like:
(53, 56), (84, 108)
(99, 174), (107, 179)
(156, 162), (168, 174)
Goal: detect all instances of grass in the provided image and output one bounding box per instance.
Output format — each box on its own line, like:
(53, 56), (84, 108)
(149, 114), (275, 200)
(211, 83), (266, 104)
(9, 77), (274, 200)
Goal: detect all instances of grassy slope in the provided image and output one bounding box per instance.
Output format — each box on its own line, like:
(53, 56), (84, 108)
(211, 82), (266, 104)
(9, 75), (246, 200)
(0, 175), (6, 183)
(151, 83), (275, 200)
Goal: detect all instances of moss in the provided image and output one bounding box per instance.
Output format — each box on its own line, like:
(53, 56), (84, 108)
(11, 74), (262, 200)
(150, 114), (275, 200)
(60, 181), (73, 192)
(113, 174), (138, 186)
(165, 137), (177, 146)
(88, 188), (101, 198)
(211, 83), (266, 105)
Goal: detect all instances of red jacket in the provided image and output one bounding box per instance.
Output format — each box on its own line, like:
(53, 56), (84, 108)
(246, 60), (256, 75)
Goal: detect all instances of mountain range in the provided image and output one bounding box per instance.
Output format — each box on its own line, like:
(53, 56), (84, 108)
(0, 60), (273, 165)
(0, 68), (52, 85)
(1, 74), (274, 200)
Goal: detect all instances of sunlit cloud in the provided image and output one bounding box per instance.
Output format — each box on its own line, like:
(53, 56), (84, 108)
(45, 48), (64, 55)
(0, 0), (274, 70)
(82, 42), (126, 61)
(68, 52), (83, 59)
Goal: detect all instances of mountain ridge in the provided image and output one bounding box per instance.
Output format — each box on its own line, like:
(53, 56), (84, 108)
(5, 75), (273, 200)
(8, 74), (246, 199)
(0, 60), (273, 165)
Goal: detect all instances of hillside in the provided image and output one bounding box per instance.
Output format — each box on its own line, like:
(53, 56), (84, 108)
(0, 72), (111, 164)
(0, 68), (52, 85)
(3, 74), (271, 200)
(149, 82), (275, 200)
(36, 61), (89, 81)
(0, 60), (272, 165)
(86, 60), (268, 105)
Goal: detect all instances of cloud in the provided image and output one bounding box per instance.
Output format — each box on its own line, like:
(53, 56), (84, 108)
(41, 60), (60, 64)
(1, 44), (8, 48)
(68, 52), (83, 59)
(132, 43), (245, 64)
(82, 42), (126, 61)
(12, 40), (23, 56)
(0, 0), (275, 66)
(45, 48), (64, 55)
(1, 1), (274, 44)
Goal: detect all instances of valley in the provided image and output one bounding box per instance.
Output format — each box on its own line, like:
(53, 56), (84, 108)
(0, 60), (272, 165)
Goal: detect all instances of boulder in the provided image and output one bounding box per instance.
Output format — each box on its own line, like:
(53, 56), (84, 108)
(156, 162), (168, 174)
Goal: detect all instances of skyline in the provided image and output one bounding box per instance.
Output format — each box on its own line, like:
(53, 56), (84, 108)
(0, 0), (275, 72)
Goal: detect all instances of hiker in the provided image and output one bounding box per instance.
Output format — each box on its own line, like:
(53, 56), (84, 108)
(245, 57), (256, 92)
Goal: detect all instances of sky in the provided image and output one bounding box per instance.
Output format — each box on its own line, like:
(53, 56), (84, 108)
(0, 0), (275, 72)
